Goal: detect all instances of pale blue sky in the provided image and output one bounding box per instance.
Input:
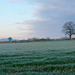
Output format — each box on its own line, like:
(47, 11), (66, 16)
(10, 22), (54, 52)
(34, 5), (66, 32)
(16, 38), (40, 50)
(0, 0), (75, 39)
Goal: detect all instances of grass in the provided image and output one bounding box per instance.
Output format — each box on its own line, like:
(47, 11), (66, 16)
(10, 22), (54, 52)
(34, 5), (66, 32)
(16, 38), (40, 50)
(0, 40), (75, 75)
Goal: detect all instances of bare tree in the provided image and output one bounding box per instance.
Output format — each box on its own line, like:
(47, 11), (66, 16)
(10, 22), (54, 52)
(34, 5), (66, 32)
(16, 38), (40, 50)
(62, 21), (75, 40)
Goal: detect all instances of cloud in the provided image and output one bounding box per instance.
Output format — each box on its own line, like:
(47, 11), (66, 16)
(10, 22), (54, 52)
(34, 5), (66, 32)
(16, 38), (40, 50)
(9, 0), (26, 2)
(31, 0), (75, 4)
(35, 0), (75, 18)
(15, 17), (62, 38)
(15, 18), (49, 25)
(18, 25), (34, 30)
(9, 0), (20, 2)
(0, 23), (35, 39)
(10, 0), (75, 39)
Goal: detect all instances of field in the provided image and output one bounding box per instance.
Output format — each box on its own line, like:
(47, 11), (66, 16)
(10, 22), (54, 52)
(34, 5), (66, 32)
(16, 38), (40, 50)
(0, 40), (75, 75)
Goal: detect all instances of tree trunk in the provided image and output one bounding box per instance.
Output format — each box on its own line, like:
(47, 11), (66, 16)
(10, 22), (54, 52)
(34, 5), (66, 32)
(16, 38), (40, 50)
(69, 34), (71, 40)
(69, 30), (72, 40)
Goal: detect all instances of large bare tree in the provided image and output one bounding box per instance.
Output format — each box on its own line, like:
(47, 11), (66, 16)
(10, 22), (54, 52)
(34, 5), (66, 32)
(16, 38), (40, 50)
(62, 21), (75, 40)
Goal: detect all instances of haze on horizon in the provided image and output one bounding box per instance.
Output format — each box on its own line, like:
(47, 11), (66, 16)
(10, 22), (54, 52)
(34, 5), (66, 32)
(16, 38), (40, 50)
(0, 0), (75, 40)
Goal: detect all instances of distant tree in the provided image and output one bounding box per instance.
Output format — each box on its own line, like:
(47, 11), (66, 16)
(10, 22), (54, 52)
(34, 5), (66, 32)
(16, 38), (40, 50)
(8, 37), (12, 42)
(62, 21), (75, 40)
(46, 37), (50, 40)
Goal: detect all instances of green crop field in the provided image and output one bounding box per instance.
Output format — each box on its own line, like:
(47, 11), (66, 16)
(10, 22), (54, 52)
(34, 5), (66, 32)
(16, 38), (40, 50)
(0, 40), (75, 75)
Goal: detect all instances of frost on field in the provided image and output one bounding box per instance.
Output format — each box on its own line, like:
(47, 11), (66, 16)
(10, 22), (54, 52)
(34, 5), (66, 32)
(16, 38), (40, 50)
(0, 40), (75, 74)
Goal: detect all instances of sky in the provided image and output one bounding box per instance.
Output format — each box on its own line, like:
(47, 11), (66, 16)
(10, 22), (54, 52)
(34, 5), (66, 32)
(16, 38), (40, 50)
(0, 0), (75, 39)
